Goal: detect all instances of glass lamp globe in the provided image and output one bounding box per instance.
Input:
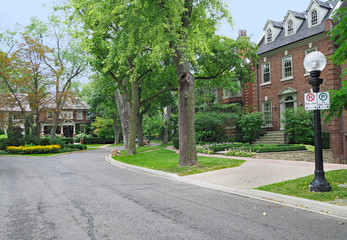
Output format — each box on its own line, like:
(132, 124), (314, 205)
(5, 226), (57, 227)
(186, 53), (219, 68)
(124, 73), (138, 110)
(303, 51), (327, 72)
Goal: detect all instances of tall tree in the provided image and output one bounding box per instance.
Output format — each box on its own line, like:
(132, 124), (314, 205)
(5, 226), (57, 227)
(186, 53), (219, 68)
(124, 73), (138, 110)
(81, 74), (121, 144)
(325, 1), (347, 121)
(68, 0), (257, 165)
(0, 34), (53, 136)
(69, 0), (178, 154)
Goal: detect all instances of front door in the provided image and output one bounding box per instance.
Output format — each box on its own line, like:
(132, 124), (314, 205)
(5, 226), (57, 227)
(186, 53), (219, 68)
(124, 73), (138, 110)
(280, 95), (297, 130)
(63, 126), (74, 138)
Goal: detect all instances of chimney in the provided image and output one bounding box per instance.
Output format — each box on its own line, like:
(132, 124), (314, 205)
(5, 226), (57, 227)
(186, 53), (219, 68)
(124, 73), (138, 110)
(238, 29), (247, 39)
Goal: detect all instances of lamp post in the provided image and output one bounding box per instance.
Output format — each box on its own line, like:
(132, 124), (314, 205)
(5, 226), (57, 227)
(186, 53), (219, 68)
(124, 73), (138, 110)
(303, 51), (331, 192)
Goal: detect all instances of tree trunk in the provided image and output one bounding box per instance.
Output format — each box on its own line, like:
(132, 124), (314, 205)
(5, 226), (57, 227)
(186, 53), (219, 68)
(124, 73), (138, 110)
(127, 80), (139, 155)
(137, 113), (144, 147)
(113, 115), (120, 144)
(50, 111), (60, 142)
(115, 89), (130, 149)
(162, 105), (172, 145)
(173, 50), (197, 166)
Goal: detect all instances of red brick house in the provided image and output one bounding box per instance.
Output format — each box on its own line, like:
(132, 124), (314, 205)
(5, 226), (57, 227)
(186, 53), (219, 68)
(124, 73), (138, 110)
(249, 0), (346, 163)
(1, 96), (91, 138)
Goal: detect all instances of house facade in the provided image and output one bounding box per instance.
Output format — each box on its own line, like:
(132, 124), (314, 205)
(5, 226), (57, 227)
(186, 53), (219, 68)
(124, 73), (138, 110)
(249, 0), (346, 163)
(1, 97), (91, 138)
(40, 100), (91, 138)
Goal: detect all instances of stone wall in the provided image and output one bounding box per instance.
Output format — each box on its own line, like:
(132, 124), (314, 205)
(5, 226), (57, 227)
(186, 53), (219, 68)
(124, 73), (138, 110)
(253, 149), (335, 163)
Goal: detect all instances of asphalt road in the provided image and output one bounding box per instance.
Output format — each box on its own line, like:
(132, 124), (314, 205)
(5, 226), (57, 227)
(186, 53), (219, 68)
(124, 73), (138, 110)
(0, 148), (346, 240)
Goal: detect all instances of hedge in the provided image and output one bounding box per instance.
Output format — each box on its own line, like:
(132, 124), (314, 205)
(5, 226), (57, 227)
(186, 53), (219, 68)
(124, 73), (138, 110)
(6, 145), (61, 154)
(208, 143), (307, 153)
(80, 137), (114, 144)
(66, 144), (87, 150)
(61, 138), (74, 144)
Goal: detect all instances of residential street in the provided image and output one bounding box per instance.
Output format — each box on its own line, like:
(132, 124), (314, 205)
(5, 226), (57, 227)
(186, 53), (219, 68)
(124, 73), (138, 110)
(0, 148), (346, 240)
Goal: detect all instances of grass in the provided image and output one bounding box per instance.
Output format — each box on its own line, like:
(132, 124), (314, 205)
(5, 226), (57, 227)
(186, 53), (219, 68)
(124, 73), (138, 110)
(120, 144), (170, 154)
(0, 134), (7, 139)
(256, 169), (347, 203)
(113, 148), (245, 176)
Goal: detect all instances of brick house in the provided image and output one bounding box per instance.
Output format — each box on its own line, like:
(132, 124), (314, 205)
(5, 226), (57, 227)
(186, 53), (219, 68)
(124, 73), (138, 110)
(0, 96), (91, 138)
(41, 99), (91, 138)
(248, 0), (346, 163)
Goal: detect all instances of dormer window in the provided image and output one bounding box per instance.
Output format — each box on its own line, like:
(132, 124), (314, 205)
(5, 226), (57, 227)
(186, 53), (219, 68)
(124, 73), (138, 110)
(311, 10), (318, 25)
(267, 29), (272, 43)
(287, 20), (294, 35)
(74, 101), (82, 107)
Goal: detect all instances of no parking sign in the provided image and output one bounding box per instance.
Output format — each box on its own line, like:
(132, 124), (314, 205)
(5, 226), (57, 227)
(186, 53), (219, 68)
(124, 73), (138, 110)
(304, 92), (330, 110)
(304, 93), (317, 110)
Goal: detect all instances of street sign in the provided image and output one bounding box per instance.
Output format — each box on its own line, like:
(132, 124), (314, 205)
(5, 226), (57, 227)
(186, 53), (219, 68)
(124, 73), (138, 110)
(304, 92), (330, 110)
(317, 92), (330, 109)
(304, 93), (317, 110)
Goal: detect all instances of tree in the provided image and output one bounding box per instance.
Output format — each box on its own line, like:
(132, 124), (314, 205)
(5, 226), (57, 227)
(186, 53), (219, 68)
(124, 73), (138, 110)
(81, 74), (121, 144)
(325, 1), (347, 121)
(68, 0), (257, 165)
(0, 34), (53, 136)
(68, 0), (178, 154)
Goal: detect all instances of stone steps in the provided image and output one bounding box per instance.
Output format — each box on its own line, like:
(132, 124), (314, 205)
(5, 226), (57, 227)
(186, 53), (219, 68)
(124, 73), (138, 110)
(254, 131), (285, 145)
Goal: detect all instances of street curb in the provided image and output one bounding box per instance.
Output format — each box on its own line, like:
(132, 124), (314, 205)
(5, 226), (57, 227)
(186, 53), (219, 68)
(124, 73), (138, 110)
(106, 155), (347, 220)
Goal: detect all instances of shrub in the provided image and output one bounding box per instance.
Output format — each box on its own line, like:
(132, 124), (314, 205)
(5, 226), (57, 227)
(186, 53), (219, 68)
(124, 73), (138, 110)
(81, 137), (114, 144)
(207, 143), (307, 153)
(66, 144), (87, 150)
(0, 138), (9, 150)
(40, 137), (51, 146)
(225, 149), (254, 157)
(283, 107), (314, 145)
(61, 138), (74, 144)
(232, 111), (264, 143)
(6, 145), (61, 154)
(24, 134), (41, 146)
(50, 137), (66, 148)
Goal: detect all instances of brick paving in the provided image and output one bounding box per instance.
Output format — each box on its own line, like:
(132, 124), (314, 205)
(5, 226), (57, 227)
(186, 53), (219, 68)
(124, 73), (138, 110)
(164, 147), (347, 189)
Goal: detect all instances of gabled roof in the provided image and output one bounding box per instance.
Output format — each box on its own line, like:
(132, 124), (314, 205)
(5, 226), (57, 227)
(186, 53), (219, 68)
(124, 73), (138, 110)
(263, 20), (283, 30)
(284, 10), (306, 21)
(307, 0), (332, 10)
(258, 0), (339, 55)
(0, 93), (90, 112)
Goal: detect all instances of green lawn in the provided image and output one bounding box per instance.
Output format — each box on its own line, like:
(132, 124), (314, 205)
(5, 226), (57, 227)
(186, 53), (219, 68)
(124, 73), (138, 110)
(256, 169), (347, 203)
(113, 148), (245, 176)
(120, 144), (170, 154)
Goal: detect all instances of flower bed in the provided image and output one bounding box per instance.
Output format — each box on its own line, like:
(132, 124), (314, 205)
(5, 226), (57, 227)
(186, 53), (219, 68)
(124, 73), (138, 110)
(6, 145), (61, 154)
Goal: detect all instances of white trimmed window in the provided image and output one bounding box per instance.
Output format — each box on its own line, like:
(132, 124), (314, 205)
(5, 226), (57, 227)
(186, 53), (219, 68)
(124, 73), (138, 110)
(262, 102), (273, 127)
(311, 10), (318, 26)
(287, 20), (294, 35)
(266, 29), (272, 43)
(47, 112), (53, 119)
(77, 111), (83, 120)
(261, 62), (271, 84)
(282, 56), (293, 79)
(305, 47), (317, 74)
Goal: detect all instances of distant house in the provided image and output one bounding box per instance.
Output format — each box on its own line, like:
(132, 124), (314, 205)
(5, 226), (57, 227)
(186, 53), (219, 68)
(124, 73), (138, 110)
(41, 99), (91, 138)
(248, 0), (347, 164)
(0, 95), (91, 138)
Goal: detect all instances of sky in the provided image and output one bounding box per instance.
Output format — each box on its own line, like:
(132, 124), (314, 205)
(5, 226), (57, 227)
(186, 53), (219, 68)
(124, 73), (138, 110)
(0, 0), (314, 43)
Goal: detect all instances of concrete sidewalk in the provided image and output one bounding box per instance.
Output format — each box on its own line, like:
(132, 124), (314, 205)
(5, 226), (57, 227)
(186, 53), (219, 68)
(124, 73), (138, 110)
(107, 147), (347, 220)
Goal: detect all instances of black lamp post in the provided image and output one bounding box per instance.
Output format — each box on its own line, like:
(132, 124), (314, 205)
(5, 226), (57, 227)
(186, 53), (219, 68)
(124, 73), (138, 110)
(303, 51), (331, 192)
